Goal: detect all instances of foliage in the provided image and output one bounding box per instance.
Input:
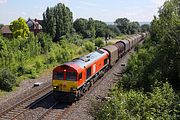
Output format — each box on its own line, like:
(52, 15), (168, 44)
(84, 40), (96, 52)
(93, 0), (180, 119)
(43, 3), (73, 42)
(37, 32), (52, 54)
(115, 18), (130, 34)
(93, 83), (180, 120)
(95, 37), (104, 48)
(0, 68), (16, 91)
(0, 31), (89, 91)
(0, 24), (3, 29)
(94, 20), (107, 38)
(115, 18), (141, 34)
(150, 0), (180, 89)
(73, 18), (112, 39)
(87, 18), (96, 38)
(73, 18), (89, 38)
(119, 41), (158, 92)
(108, 25), (121, 35)
(10, 17), (30, 38)
(141, 24), (150, 32)
(128, 22), (141, 34)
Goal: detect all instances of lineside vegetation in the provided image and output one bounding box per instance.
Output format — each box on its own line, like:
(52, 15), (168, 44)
(92, 0), (180, 119)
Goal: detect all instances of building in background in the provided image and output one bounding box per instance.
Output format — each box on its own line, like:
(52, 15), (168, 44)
(0, 25), (12, 38)
(26, 18), (42, 35)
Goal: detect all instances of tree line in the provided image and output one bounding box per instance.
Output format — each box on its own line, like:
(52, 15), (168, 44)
(92, 0), (180, 119)
(42, 3), (150, 41)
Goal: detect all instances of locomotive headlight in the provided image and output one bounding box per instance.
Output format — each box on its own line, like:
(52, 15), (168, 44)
(53, 86), (59, 90)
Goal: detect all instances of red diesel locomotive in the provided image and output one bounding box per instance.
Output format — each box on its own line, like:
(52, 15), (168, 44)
(52, 33), (148, 100)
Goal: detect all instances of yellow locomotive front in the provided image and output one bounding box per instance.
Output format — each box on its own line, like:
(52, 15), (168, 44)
(52, 65), (78, 93)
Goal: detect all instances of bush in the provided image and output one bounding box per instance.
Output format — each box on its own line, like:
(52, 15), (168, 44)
(95, 38), (104, 48)
(17, 65), (26, 76)
(28, 68), (38, 79)
(84, 41), (95, 52)
(35, 60), (44, 72)
(92, 83), (180, 120)
(0, 68), (16, 91)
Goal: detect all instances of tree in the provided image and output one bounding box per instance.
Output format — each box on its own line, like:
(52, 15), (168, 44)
(0, 24), (3, 29)
(128, 22), (140, 34)
(141, 24), (150, 32)
(43, 3), (73, 42)
(73, 18), (89, 38)
(10, 17), (30, 38)
(108, 25), (121, 35)
(43, 7), (56, 38)
(151, 0), (180, 89)
(94, 20), (107, 37)
(87, 18), (95, 38)
(115, 18), (130, 34)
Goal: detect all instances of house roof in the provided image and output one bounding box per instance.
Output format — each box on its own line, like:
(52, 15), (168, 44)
(0, 25), (12, 34)
(26, 18), (42, 29)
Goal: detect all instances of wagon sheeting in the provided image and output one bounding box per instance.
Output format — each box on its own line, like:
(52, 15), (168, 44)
(114, 41), (125, 57)
(102, 45), (118, 66)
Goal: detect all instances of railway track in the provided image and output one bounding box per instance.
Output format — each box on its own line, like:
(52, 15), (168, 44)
(0, 85), (52, 120)
(52, 62), (123, 119)
(36, 101), (71, 120)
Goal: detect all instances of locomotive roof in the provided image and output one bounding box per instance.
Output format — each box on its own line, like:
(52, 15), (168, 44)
(64, 49), (108, 69)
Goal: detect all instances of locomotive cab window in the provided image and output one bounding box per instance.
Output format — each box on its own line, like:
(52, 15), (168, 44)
(86, 67), (91, 79)
(66, 72), (77, 81)
(104, 58), (108, 65)
(53, 72), (64, 80)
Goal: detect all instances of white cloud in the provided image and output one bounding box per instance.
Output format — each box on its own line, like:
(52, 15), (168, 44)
(0, 0), (7, 4)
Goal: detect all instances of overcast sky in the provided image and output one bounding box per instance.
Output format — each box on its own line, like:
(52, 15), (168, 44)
(0, 0), (166, 24)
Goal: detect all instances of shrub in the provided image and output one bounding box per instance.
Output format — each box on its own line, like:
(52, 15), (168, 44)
(29, 68), (38, 79)
(17, 65), (26, 76)
(0, 68), (16, 91)
(35, 60), (44, 72)
(95, 38), (104, 48)
(92, 83), (180, 120)
(84, 41), (95, 52)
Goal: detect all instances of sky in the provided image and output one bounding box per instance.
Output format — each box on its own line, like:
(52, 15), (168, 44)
(0, 0), (166, 24)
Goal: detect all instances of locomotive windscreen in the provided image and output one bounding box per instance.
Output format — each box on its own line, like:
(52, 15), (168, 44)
(66, 72), (77, 81)
(53, 72), (64, 80)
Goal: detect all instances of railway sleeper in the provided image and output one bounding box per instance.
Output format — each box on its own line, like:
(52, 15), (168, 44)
(0, 116), (13, 119)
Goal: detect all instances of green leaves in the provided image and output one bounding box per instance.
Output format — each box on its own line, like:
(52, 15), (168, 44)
(43, 3), (73, 42)
(151, 0), (180, 89)
(10, 17), (30, 38)
(93, 1), (180, 119)
(93, 83), (179, 120)
(0, 68), (16, 91)
(115, 18), (141, 34)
